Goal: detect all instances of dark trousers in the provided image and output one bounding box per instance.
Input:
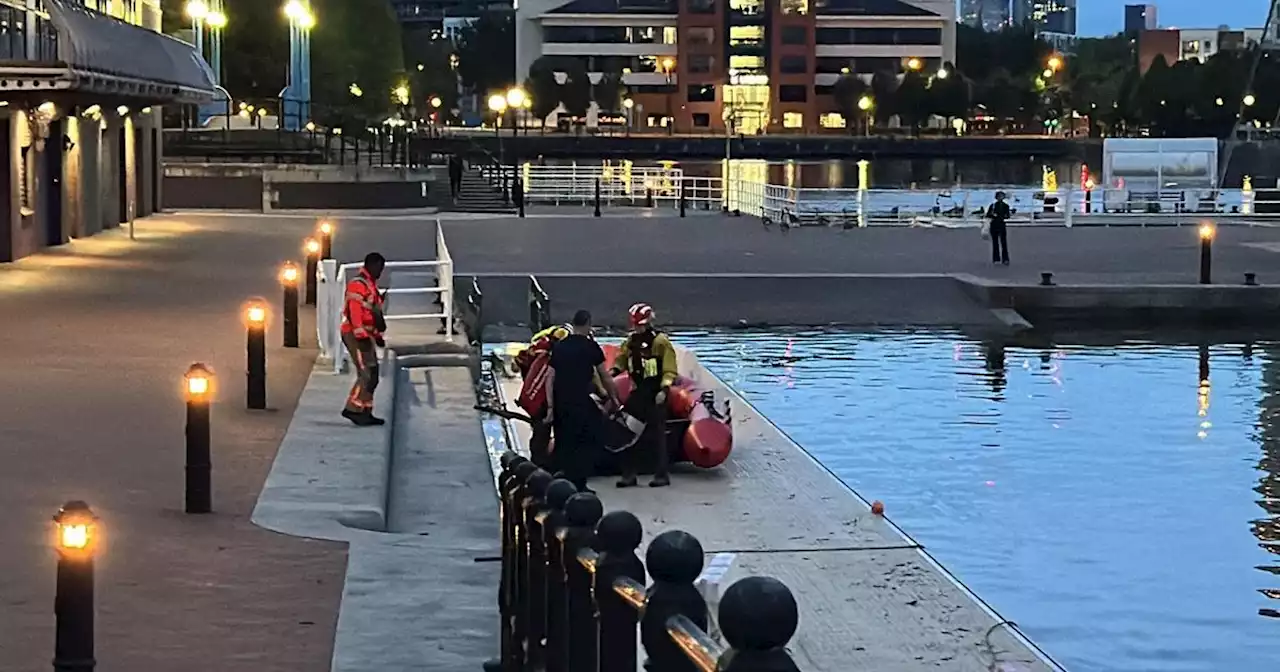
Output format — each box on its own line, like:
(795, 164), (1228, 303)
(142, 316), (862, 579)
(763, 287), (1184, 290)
(620, 384), (669, 480)
(990, 225), (1009, 263)
(551, 404), (601, 491)
(341, 332), (379, 412)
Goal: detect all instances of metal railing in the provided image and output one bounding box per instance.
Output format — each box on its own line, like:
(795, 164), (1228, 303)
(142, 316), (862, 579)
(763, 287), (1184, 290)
(317, 220), (454, 372)
(494, 452), (802, 672)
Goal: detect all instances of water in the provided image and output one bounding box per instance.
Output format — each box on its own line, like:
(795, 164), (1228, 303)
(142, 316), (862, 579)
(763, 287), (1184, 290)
(674, 329), (1280, 672)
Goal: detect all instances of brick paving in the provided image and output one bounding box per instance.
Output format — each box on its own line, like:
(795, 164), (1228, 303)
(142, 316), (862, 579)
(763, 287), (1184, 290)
(0, 216), (344, 672)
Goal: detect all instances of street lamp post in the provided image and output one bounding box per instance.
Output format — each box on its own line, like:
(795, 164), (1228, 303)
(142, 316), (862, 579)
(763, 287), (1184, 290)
(283, 1), (316, 131)
(858, 95), (874, 137)
(488, 94), (509, 202)
(506, 88), (527, 137)
(661, 57), (675, 135)
(623, 97), (634, 137)
(53, 501), (97, 672)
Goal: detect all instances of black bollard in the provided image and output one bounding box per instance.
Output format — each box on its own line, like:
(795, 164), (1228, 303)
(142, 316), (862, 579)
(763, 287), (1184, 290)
(184, 363), (214, 514)
(1040, 272), (1054, 287)
(516, 177), (526, 218)
(245, 300), (268, 410)
(560, 493), (604, 672)
(594, 179), (601, 217)
(53, 501), (97, 672)
(303, 238), (320, 305)
(1246, 272), (1258, 286)
(517, 469), (554, 670)
(642, 531), (707, 672)
(280, 262), (300, 348)
(594, 511), (645, 672)
(500, 459), (538, 670)
(318, 221), (334, 260)
(645, 187), (654, 208)
(541, 479), (581, 672)
(1199, 223), (1214, 285)
(679, 180), (686, 218)
(717, 577), (802, 672)
(524, 471), (559, 671)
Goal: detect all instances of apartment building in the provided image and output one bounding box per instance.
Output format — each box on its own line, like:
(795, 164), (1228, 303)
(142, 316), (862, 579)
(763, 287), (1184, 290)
(1138, 25), (1276, 73)
(960, 0), (1010, 33)
(0, 0), (215, 262)
(515, 0), (956, 134)
(1011, 0), (1075, 35)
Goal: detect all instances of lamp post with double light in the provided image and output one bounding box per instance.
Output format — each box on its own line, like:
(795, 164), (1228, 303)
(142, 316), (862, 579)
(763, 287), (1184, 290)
(282, 1), (316, 131)
(661, 57), (675, 135)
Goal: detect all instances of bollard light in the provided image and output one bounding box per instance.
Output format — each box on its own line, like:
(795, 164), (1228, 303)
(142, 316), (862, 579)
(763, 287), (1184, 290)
(1199, 223), (1215, 285)
(303, 238), (320, 305)
(53, 500), (97, 672)
(318, 221), (334, 259)
(280, 262), (300, 348)
(244, 299), (268, 410)
(184, 363), (214, 514)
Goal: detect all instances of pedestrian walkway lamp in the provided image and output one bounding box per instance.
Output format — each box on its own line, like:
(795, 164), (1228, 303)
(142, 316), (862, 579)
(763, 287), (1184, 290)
(53, 500), (97, 672)
(280, 263), (300, 348)
(283, 1), (316, 131)
(184, 364), (214, 514)
(858, 95), (874, 137)
(317, 221), (334, 259)
(244, 300), (268, 410)
(303, 238), (320, 305)
(185, 0), (209, 56)
(1199, 223), (1215, 284)
(661, 58), (675, 135)
(505, 88), (527, 135)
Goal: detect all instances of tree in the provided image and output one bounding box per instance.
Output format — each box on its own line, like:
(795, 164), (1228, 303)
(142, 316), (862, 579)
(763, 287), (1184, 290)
(524, 55), (562, 122)
(593, 69), (626, 112)
(869, 70), (898, 124)
(455, 11), (515, 96)
(218, 0), (288, 100)
(832, 74), (868, 133)
(929, 66), (973, 122)
(894, 71), (932, 131)
(559, 59), (592, 119)
(403, 28), (459, 119)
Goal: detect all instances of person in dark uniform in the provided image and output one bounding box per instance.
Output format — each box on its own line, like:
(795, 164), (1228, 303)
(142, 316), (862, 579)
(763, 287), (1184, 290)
(612, 302), (678, 488)
(545, 310), (622, 492)
(987, 191), (1011, 265)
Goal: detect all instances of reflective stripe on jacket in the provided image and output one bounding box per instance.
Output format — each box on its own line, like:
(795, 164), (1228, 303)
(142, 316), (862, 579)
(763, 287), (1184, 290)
(341, 269), (384, 339)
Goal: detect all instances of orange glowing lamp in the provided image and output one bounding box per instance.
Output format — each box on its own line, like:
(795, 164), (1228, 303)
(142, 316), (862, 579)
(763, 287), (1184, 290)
(185, 363), (214, 401)
(280, 262), (300, 285)
(304, 238), (321, 256)
(53, 501), (98, 558)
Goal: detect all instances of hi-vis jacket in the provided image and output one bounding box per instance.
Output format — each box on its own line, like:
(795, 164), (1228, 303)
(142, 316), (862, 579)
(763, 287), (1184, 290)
(341, 268), (384, 340)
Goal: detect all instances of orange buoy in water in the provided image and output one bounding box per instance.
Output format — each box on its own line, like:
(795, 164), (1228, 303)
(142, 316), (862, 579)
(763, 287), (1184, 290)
(871, 500), (885, 515)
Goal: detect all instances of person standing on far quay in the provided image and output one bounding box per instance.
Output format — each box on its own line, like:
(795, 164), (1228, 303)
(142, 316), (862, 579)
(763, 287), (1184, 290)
(986, 191), (1012, 266)
(545, 309), (623, 492)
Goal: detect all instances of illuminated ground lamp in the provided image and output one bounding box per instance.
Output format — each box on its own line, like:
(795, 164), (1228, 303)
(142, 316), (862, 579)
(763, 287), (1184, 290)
(303, 238), (320, 305)
(184, 363), (214, 514)
(53, 500), (97, 672)
(245, 300), (268, 409)
(318, 221), (334, 259)
(1199, 223), (1215, 284)
(280, 262), (300, 348)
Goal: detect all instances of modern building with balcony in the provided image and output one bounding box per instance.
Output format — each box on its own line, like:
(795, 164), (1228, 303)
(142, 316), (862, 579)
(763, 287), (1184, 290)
(392, 0), (511, 28)
(515, 0), (955, 134)
(0, 0), (215, 262)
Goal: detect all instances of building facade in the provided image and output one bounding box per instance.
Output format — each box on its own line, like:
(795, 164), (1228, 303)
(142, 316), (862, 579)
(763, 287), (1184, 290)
(1011, 0), (1075, 35)
(1138, 26), (1275, 73)
(960, 0), (1010, 33)
(0, 0), (215, 262)
(516, 0), (955, 134)
(392, 0), (511, 27)
(1123, 4), (1156, 33)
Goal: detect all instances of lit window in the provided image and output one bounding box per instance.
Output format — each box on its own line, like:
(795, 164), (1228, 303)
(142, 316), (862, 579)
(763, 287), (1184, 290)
(820, 112), (845, 128)
(783, 112), (803, 129)
(663, 26), (677, 44)
(729, 0), (763, 15)
(729, 55), (764, 71)
(729, 26), (763, 46)
(780, 0), (808, 15)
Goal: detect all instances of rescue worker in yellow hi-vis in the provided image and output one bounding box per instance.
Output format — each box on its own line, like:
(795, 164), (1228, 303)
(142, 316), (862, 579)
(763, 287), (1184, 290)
(611, 302), (678, 488)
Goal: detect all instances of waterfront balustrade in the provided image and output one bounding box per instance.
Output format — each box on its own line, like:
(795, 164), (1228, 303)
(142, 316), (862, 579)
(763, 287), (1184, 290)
(493, 452), (802, 672)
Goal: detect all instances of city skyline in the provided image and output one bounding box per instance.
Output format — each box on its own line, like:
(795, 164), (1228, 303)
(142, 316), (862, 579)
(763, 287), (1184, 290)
(1076, 0), (1269, 36)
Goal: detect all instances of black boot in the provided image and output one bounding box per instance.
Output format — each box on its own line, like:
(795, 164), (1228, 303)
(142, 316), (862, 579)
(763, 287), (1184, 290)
(364, 411), (386, 426)
(342, 408), (370, 426)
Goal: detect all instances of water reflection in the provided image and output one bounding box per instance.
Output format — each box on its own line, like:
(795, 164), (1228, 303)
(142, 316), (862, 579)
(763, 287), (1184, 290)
(674, 330), (1280, 672)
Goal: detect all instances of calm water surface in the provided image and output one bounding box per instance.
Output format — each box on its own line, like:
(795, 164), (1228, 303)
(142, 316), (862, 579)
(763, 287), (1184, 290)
(674, 329), (1280, 672)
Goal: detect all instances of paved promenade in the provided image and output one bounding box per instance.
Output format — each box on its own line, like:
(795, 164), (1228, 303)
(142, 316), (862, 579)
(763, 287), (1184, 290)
(442, 214), (1280, 285)
(0, 215), (346, 671)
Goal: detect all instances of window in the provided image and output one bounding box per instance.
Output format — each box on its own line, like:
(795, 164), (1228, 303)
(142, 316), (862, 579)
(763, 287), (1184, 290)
(783, 112), (804, 129)
(779, 84), (807, 102)
(647, 114), (674, 128)
(689, 0), (715, 13)
(0, 6), (27, 60)
(729, 0), (762, 15)
(816, 57), (851, 74)
(779, 56), (807, 74)
(820, 112), (846, 128)
(34, 15), (58, 62)
(729, 55), (764, 71)
(687, 27), (715, 46)
(663, 26), (677, 44)
(729, 25), (763, 46)
(693, 113), (711, 127)
(780, 0), (807, 14)
(687, 84), (716, 102)
(781, 26), (806, 45)
(815, 84), (834, 95)
(689, 55), (715, 74)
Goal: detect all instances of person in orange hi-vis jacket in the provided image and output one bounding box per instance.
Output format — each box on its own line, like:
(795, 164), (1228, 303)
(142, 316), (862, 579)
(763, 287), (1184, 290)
(341, 252), (387, 426)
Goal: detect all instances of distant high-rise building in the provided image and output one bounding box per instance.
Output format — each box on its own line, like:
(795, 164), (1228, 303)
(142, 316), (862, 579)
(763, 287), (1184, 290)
(961, 0), (1010, 32)
(1013, 0), (1076, 35)
(1124, 4), (1157, 33)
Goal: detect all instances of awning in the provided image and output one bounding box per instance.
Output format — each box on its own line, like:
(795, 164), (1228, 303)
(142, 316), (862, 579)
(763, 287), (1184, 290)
(0, 0), (217, 103)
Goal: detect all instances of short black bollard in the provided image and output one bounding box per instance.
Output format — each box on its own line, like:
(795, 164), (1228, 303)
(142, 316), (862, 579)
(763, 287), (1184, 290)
(53, 501), (97, 672)
(716, 577), (802, 672)
(518, 469), (554, 669)
(594, 179), (601, 217)
(244, 300), (268, 410)
(318, 221), (334, 260)
(303, 238), (320, 306)
(594, 511), (645, 672)
(645, 187), (654, 208)
(516, 177), (526, 218)
(500, 459), (538, 670)
(561, 493), (604, 672)
(1040, 272), (1054, 286)
(541, 479), (579, 672)
(1199, 223), (1214, 285)
(1246, 272), (1258, 286)
(184, 363), (214, 514)
(280, 262), (300, 348)
(679, 181), (686, 218)
(642, 530), (707, 672)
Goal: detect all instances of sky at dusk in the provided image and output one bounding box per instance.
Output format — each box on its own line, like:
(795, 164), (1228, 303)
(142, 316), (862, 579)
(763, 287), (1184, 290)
(1075, 0), (1271, 36)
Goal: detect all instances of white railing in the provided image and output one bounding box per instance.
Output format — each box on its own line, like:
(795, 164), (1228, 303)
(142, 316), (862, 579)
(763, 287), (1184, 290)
(318, 219), (454, 373)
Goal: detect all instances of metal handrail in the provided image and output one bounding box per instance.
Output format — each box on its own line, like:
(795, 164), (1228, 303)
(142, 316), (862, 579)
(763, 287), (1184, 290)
(667, 614), (725, 672)
(612, 576), (647, 611)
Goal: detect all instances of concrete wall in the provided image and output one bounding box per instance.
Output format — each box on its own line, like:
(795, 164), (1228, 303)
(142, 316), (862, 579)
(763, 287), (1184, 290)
(164, 176), (264, 210)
